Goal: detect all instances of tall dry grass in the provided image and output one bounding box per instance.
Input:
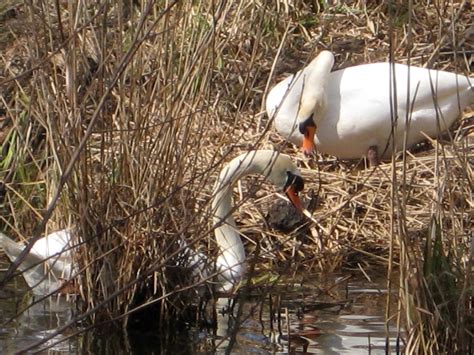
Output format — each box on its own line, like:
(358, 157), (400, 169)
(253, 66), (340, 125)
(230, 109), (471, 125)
(0, 0), (472, 353)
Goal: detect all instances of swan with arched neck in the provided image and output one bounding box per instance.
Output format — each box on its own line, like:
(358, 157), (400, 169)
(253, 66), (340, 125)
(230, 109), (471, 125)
(267, 50), (473, 165)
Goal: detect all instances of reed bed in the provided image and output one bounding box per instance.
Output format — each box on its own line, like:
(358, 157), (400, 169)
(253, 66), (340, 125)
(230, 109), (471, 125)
(0, 0), (472, 353)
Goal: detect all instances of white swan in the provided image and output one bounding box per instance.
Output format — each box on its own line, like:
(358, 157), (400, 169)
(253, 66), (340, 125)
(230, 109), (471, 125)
(204, 150), (304, 292)
(0, 229), (74, 295)
(266, 50), (473, 164)
(1, 151), (304, 296)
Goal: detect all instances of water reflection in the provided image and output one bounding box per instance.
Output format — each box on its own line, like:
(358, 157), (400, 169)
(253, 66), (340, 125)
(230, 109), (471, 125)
(0, 279), (76, 353)
(0, 268), (402, 354)
(202, 272), (402, 354)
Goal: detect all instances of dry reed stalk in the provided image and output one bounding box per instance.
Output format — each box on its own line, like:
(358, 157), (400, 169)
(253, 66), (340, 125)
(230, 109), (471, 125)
(0, 0), (472, 353)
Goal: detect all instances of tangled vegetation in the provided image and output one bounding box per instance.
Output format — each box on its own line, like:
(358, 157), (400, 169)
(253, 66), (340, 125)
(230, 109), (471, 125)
(0, 0), (472, 353)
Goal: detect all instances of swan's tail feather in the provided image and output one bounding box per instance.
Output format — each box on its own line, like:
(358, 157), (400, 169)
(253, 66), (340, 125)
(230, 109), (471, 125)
(0, 232), (66, 294)
(0, 232), (49, 272)
(0, 232), (24, 264)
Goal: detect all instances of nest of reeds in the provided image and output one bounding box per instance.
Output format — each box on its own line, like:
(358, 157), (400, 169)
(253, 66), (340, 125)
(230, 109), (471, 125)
(0, 0), (472, 352)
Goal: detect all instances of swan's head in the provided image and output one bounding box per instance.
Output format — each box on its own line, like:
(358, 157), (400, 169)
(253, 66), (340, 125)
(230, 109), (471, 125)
(263, 153), (304, 212)
(216, 151), (305, 213)
(283, 170), (305, 212)
(298, 89), (327, 156)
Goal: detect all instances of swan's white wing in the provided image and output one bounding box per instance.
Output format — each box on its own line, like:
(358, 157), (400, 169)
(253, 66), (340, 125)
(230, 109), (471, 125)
(0, 232), (73, 295)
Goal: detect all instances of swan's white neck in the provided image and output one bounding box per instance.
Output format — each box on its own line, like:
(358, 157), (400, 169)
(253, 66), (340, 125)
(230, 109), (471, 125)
(211, 151), (284, 290)
(299, 50), (334, 121)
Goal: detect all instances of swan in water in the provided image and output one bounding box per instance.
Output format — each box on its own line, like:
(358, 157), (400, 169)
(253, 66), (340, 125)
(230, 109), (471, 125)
(208, 150), (304, 292)
(182, 150), (304, 293)
(0, 151), (304, 295)
(266, 50), (473, 165)
(0, 229), (74, 295)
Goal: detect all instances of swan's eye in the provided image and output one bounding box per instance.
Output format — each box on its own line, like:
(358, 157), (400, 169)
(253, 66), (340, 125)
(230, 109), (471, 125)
(298, 114), (316, 135)
(285, 172), (304, 193)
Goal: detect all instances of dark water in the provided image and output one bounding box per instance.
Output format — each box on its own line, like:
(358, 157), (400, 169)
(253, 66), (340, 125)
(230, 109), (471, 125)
(0, 265), (402, 354)
(0, 281), (77, 353)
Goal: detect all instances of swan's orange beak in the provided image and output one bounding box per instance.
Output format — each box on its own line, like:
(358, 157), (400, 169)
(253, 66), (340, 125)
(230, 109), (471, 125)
(302, 125), (316, 156)
(299, 115), (317, 156)
(285, 185), (303, 212)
